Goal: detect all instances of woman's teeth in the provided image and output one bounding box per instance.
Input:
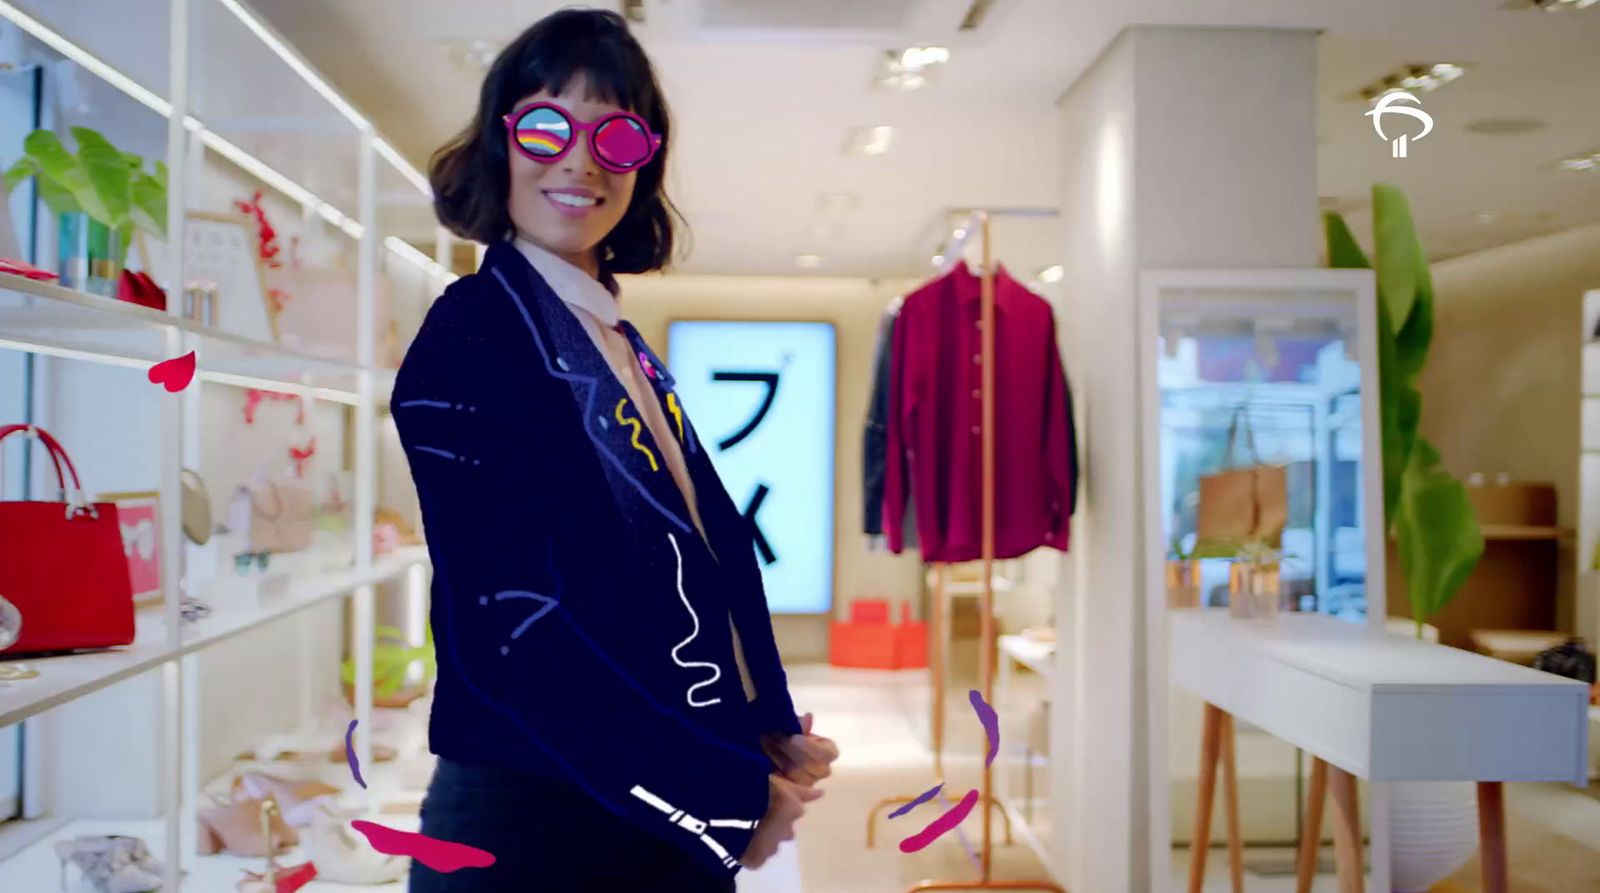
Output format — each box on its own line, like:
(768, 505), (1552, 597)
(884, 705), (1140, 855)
(547, 192), (597, 208)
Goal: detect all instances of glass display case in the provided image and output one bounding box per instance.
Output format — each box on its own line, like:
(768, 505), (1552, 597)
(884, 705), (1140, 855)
(1138, 269), (1385, 887)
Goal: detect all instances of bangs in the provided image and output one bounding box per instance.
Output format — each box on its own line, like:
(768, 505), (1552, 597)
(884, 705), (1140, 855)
(501, 20), (656, 119)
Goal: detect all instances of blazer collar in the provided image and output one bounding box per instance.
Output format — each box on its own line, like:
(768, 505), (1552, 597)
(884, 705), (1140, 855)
(512, 236), (621, 327)
(484, 241), (700, 538)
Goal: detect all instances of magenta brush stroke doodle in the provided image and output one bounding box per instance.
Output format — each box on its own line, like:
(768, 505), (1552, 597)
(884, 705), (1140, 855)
(350, 821), (496, 873)
(898, 789), (981, 854)
(344, 720), (366, 789)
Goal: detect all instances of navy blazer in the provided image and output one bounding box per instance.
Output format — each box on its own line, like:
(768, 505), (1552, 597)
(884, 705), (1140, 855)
(392, 241), (801, 877)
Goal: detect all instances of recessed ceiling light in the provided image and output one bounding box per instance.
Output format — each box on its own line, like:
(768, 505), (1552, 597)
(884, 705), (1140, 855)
(1473, 211), (1502, 224)
(795, 254), (823, 269)
(931, 254), (946, 267)
(1464, 117), (1547, 135)
(1529, 0), (1599, 10)
(952, 227), (968, 240)
(1355, 63), (1467, 102)
(1555, 149), (1600, 171)
(817, 192), (859, 214)
(876, 46), (951, 92)
(845, 125), (896, 157)
(1038, 265), (1065, 284)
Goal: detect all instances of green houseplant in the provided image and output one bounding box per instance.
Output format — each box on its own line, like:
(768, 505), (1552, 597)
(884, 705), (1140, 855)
(341, 624), (436, 709)
(3, 127), (168, 293)
(1324, 185), (1484, 636)
(1326, 184), (1485, 893)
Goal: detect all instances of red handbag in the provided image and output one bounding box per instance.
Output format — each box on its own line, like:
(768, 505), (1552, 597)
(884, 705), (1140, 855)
(0, 424), (136, 655)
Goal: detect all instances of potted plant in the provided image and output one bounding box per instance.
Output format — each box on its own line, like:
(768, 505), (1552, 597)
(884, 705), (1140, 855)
(2, 127), (167, 295)
(341, 624), (435, 710)
(1326, 185), (1485, 893)
(1166, 532), (1244, 608)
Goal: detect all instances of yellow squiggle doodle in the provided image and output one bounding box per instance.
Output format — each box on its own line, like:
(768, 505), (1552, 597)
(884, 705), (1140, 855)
(665, 392), (685, 443)
(615, 398), (659, 472)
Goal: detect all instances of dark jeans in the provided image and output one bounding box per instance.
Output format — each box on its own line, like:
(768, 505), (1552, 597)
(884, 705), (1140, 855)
(408, 759), (738, 893)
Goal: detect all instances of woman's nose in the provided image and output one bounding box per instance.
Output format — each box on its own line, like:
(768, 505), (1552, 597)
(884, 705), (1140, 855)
(561, 132), (601, 176)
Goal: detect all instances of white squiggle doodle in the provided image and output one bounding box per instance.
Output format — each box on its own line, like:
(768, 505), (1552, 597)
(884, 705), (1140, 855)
(667, 533), (723, 708)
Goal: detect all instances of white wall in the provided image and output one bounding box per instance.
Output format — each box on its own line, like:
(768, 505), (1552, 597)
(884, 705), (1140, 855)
(1423, 224), (1600, 633)
(1054, 26), (1319, 893)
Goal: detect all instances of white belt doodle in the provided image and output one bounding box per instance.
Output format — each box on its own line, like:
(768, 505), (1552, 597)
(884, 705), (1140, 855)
(629, 784), (757, 870)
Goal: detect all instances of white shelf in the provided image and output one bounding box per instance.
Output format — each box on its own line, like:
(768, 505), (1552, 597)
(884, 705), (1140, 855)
(0, 547), (430, 728)
(0, 273), (377, 402)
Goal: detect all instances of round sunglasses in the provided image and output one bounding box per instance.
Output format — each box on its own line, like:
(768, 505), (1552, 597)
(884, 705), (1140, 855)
(502, 101), (663, 174)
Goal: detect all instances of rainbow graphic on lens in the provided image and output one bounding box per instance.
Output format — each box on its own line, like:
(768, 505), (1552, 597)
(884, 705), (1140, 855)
(516, 129), (567, 156)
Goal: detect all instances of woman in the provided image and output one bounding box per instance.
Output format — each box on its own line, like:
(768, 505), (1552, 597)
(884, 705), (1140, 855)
(395, 9), (838, 892)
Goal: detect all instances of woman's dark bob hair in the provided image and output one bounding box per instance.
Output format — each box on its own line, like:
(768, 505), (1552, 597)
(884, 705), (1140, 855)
(429, 8), (681, 278)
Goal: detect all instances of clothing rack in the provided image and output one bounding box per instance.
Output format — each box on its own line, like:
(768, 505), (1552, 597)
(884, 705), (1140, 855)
(865, 211), (1067, 893)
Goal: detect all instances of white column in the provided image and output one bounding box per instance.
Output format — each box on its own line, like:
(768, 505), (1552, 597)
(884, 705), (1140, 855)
(162, 0), (190, 887)
(1053, 26), (1320, 893)
(353, 127), (378, 787)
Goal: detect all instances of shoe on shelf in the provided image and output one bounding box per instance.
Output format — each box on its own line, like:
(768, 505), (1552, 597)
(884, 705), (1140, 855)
(232, 771), (341, 827)
(236, 860), (317, 893)
(198, 798), (299, 858)
(303, 804), (409, 885)
(54, 835), (164, 893)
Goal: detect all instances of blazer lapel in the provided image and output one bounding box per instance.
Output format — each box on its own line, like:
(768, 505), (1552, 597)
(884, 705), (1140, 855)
(484, 243), (696, 537)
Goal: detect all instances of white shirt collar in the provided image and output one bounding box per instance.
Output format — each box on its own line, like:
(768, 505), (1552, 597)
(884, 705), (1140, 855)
(513, 236), (620, 328)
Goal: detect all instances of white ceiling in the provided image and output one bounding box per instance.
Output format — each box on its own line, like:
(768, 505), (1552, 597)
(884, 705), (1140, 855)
(248, 0), (1600, 278)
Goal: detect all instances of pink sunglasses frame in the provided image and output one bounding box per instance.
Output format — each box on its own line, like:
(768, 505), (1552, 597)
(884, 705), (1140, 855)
(502, 101), (663, 174)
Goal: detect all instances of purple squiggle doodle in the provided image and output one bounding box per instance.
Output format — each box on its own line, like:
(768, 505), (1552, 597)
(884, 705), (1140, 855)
(889, 782), (944, 819)
(345, 720), (367, 789)
(969, 689), (999, 768)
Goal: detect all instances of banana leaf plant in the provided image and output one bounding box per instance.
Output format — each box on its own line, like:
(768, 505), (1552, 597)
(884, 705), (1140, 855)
(341, 623), (436, 702)
(3, 127), (168, 264)
(1325, 185), (1484, 637)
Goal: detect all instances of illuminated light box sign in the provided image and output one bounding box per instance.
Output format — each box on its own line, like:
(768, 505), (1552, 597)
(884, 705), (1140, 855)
(667, 320), (836, 614)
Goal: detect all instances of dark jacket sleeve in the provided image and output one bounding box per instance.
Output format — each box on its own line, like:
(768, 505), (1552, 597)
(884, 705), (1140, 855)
(1042, 307), (1079, 532)
(394, 288), (771, 874)
(862, 306), (897, 537)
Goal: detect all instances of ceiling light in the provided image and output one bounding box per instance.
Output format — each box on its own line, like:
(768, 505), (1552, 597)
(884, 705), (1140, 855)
(817, 192), (859, 214)
(1556, 149), (1600, 171)
(952, 227), (968, 240)
(795, 254), (823, 269)
(437, 37), (502, 75)
(1473, 211), (1502, 224)
(931, 254), (945, 267)
(1038, 265), (1065, 284)
(876, 46), (951, 91)
(1531, 0), (1599, 9)
(845, 125), (896, 157)
(1356, 63), (1467, 102)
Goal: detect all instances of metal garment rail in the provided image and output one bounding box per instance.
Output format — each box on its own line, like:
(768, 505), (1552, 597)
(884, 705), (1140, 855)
(863, 211), (1067, 893)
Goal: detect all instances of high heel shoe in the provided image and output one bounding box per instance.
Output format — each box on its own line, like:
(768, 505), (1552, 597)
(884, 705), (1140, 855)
(235, 800), (317, 893)
(302, 803), (409, 884)
(197, 798), (299, 857)
(231, 771), (340, 827)
(54, 835), (164, 893)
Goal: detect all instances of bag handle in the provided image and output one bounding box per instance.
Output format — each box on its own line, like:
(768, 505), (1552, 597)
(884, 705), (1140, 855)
(1220, 405), (1260, 469)
(0, 423), (85, 509)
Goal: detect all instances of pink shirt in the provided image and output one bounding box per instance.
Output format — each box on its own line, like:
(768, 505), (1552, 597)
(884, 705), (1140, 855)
(883, 263), (1077, 562)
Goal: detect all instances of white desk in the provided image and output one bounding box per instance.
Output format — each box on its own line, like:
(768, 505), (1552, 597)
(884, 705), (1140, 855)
(1169, 609), (1590, 893)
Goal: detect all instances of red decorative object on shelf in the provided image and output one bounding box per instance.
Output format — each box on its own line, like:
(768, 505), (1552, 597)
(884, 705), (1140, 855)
(829, 598), (926, 669)
(289, 437), (317, 478)
(243, 389), (306, 426)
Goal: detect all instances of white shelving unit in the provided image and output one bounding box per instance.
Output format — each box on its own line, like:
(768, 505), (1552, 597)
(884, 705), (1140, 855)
(0, 1), (451, 888)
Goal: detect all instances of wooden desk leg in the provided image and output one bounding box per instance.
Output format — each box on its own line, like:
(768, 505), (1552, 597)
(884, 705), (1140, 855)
(1478, 781), (1508, 893)
(1328, 765), (1364, 893)
(1189, 703), (1224, 893)
(1296, 757), (1328, 893)
(1220, 712), (1244, 893)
